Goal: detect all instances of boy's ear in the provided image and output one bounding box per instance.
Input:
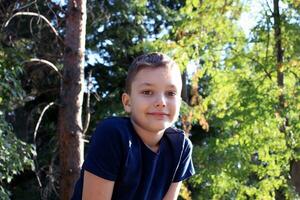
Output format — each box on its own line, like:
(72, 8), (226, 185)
(122, 93), (131, 113)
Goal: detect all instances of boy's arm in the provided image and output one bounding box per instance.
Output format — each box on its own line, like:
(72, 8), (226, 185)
(163, 182), (182, 200)
(82, 170), (115, 200)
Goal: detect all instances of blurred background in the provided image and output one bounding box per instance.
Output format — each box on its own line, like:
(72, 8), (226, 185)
(0, 0), (300, 199)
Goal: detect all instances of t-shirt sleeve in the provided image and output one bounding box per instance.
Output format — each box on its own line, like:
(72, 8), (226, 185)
(173, 138), (195, 182)
(83, 120), (124, 181)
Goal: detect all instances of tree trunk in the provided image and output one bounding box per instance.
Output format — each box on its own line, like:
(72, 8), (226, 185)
(273, 0), (300, 195)
(273, 0), (284, 109)
(58, 0), (86, 199)
(181, 69), (189, 103)
(291, 160), (300, 194)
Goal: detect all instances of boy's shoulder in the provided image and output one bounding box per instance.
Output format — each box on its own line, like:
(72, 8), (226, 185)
(93, 117), (132, 139)
(164, 127), (193, 148)
(165, 126), (185, 135)
(91, 117), (133, 149)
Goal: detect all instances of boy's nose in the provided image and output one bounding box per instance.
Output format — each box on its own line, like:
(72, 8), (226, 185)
(155, 94), (166, 108)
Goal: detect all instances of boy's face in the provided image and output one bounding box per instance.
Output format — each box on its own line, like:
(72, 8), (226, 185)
(122, 66), (182, 134)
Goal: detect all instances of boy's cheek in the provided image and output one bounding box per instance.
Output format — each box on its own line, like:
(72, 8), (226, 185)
(125, 107), (131, 113)
(175, 97), (182, 107)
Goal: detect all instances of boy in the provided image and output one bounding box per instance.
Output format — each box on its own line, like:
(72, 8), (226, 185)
(72, 52), (195, 199)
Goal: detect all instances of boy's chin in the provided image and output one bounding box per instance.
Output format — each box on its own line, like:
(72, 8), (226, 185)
(151, 122), (173, 132)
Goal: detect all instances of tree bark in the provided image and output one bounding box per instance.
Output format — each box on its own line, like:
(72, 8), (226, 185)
(58, 0), (86, 199)
(181, 69), (189, 103)
(273, 0), (300, 195)
(291, 160), (300, 194)
(273, 0), (284, 109)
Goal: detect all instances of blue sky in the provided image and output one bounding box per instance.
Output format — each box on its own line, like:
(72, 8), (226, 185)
(239, 0), (262, 36)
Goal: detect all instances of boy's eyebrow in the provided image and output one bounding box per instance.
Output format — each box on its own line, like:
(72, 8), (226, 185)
(139, 82), (153, 86)
(138, 82), (178, 89)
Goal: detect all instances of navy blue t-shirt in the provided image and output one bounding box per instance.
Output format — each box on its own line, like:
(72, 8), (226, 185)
(72, 117), (195, 200)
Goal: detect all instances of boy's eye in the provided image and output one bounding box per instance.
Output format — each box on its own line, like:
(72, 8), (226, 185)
(142, 90), (153, 95)
(167, 91), (177, 96)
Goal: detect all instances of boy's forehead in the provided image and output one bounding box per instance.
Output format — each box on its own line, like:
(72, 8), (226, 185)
(133, 67), (182, 88)
(137, 66), (180, 77)
(138, 65), (180, 75)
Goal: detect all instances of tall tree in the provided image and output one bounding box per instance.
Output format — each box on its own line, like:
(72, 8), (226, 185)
(273, 0), (300, 194)
(58, 0), (86, 199)
(146, 0), (300, 199)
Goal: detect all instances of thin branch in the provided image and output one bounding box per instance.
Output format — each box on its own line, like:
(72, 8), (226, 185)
(48, 143), (59, 198)
(83, 71), (92, 134)
(47, 2), (58, 28)
(23, 58), (63, 79)
(31, 102), (55, 197)
(93, 91), (101, 101)
(34, 1), (41, 25)
(290, 71), (299, 80)
(34, 159), (43, 189)
(33, 102), (56, 144)
(31, 102), (50, 193)
(29, 103), (59, 198)
(231, 47), (273, 81)
(265, 0), (274, 16)
(265, 11), (271, 64)
(13, 0), (37, 11)
(3, 11), (63, 43)
(29, 17), (35, 38)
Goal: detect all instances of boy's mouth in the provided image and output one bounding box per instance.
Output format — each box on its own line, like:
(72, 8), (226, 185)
(147, 111), (169, 115)
(147, 112), (169, 119)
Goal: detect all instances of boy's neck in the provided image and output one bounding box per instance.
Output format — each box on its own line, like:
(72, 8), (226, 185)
(130, 119), (165, 153)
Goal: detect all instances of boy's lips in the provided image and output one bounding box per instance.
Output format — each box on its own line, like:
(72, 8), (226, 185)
(147, 112), (169, 116)
(147, 112), (169, 119)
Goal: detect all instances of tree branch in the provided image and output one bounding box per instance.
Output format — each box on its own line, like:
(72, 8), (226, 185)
(13, 0), (37, 11)
(265, 11), (271, 65)
(33, 102), (56, 143)
(23, 58), (63, 79)
(3, 11), (64, 43)
(31, 101), (56, 197)
(83, 70), (92, 135)
(265, 0), (274, 15)
(231, 47), (273, 80)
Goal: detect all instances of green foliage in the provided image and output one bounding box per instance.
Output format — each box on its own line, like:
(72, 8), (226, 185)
(144, 0), (300, 199)
(1, 0), (300, 199)
(0, 60), (26, 110)
(188, 67), (297, 198)
(0, 113), (35, 199)
(0, 44), (35, 199)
